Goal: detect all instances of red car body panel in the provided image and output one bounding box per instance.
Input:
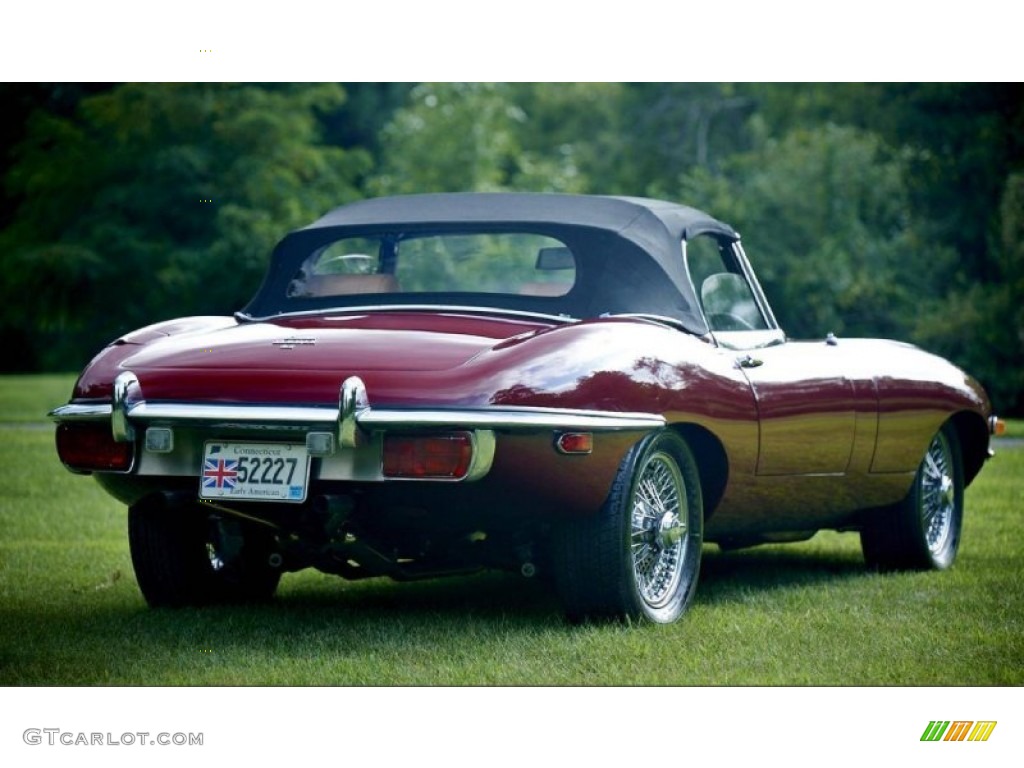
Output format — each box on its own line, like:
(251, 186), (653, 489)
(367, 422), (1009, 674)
(50, 193), (996, 621)
(68, 311), (988, 528)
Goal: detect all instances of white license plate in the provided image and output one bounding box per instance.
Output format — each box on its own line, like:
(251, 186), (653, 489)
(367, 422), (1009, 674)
(200, 442), (310, 503)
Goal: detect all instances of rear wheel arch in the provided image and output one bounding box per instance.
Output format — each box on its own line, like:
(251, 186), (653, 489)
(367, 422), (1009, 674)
(550, 429), (704, 623)
(670, 423), (728, 519)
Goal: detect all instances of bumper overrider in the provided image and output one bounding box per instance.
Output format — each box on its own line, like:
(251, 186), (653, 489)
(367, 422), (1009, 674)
(50, 372), (666, 485)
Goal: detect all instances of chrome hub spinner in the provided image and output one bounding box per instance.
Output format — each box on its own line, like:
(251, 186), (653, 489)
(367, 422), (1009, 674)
(656, 511), (685, 549)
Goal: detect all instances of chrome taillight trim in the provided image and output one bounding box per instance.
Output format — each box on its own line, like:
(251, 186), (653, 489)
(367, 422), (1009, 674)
(379, 429), (495, 483)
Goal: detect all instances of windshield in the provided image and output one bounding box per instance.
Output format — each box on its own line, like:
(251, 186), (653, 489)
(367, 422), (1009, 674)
(287, 232), (576, 301)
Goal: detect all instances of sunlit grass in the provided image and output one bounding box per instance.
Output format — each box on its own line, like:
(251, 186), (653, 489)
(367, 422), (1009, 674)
(1, 375), (1021, 685)
(0, 373), (77, 422)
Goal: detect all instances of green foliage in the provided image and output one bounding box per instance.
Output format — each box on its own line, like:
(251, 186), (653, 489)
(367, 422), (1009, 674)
(371, 83), (620, 194)
(0, 84), (369, 370)
(372, 83), (523, 193)
(912, 172), (1024, 413)
(619, 84), (759, 192)
(0, 82), (1020, 411)
(678, 124), (945, 341)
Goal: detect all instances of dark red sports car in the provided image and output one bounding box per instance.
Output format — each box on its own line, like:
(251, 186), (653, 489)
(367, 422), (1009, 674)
(51, 193), (999, 623)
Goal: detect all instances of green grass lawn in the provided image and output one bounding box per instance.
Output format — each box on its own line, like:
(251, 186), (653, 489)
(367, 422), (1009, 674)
(0, 373), (78, 422)
(1, 375), (1021, 685)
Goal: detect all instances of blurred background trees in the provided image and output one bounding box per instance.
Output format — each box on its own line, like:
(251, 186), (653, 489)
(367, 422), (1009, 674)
(1, 82), (1021, 413)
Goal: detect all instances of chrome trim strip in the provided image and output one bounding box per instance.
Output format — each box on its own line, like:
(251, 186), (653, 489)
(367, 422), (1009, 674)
(356, 407), (664, 431)
(466, 430), (496, 482)
(339, 376), (369, 448)
(53, 398), (664, 433)
(112, 372), (139, 442)
(599, 312), (687, 331)
(239, 304), (579, 325)
(130, 402), (339, 424)
(733, 242), (781, 331)
(49, 403), (113, 422)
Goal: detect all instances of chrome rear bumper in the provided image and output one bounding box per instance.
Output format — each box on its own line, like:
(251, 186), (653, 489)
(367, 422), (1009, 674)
(50, 373), (665, 482)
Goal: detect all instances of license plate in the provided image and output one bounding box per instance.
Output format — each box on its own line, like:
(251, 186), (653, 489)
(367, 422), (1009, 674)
(200, 442), (310, 503)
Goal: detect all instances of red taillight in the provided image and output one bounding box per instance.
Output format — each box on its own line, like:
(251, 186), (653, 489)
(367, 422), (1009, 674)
(382, 433), (473, 479)
(56, 423), (134, 472)
(555, 432), (593, 455)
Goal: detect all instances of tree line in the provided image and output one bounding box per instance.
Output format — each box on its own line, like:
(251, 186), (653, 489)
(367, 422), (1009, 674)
(0, 83), (1020, 413)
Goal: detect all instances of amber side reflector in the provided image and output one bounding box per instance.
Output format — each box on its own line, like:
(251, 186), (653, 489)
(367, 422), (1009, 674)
(56, 422), (134, 472)
(555, 432), (593, 455)
(990, 417), (1006, 436)
(383, 433), (473, 479)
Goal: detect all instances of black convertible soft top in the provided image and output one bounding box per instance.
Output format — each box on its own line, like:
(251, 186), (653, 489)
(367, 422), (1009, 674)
(243, 193), (740, 335)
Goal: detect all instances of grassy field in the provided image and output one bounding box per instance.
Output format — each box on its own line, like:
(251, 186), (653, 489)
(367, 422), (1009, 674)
(0, 373), (78, 422)
(1, 375), (1021, 685)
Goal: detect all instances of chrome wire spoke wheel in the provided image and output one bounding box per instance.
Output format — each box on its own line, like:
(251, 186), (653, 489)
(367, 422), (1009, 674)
(859, 422), (964, 572)
(551, 430), (702, 624)
(920, 431), (956, 556)
(630, 450), (687, 609)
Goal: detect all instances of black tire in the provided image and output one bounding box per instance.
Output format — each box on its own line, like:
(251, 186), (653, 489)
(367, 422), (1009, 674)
(128, 495), (281, 607)
(860, 422), (964, 571)
(551, 431), (703, 624)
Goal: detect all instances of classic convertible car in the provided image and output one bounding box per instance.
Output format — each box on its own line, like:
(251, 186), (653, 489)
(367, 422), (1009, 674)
(51, 193), (999, 623)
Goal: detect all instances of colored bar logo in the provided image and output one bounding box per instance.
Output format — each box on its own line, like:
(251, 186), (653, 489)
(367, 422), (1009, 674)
(921, 721), (997, 742)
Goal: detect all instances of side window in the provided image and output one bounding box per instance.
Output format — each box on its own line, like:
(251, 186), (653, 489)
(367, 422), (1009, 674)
(685, 236), (768, 332)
